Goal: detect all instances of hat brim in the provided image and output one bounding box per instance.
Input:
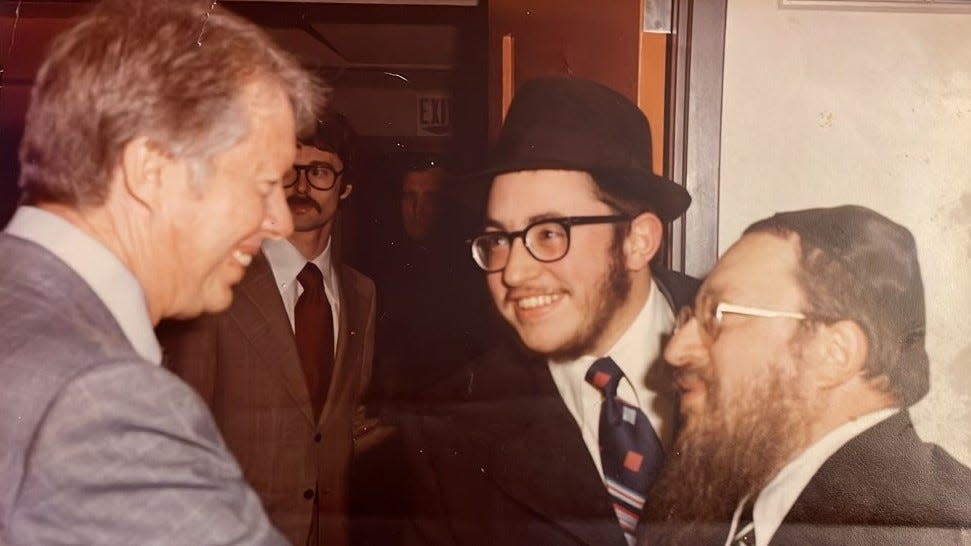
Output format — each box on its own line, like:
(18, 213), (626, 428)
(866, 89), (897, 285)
(455, 159), (691, 224)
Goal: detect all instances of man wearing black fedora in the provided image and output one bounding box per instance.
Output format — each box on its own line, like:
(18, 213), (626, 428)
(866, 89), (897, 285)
(404, 76), (699, 546)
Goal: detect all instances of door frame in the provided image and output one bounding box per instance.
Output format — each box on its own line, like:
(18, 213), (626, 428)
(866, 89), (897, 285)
(666, 0), (727, 277)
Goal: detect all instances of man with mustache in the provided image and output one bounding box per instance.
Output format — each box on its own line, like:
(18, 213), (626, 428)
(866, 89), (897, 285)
(642, 205), (971, 545)
(159, 112), (376, 546)
(409, 76), (698, 546)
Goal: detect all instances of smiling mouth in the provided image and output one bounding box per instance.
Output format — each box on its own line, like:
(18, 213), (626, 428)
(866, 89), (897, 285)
(232, 249), (254, 267)
(515, 293), (562, 310)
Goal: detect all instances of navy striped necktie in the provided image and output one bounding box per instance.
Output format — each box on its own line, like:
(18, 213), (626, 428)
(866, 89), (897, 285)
(585, 357), (664, 545)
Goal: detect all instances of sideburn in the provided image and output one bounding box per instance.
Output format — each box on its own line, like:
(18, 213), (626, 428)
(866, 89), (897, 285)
(546, 231), (632, 361)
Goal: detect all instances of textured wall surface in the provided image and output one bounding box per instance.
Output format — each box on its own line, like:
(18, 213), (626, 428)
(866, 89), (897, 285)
(719, 1), (971, 464)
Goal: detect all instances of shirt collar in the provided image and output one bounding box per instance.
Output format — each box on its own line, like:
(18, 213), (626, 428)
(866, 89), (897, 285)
(738, 406), (900, 546)
(548, 279), (672, 399)
(607, 279), (673, 392)
(262, 236), (335, 290)
(4, 206), (162, 365)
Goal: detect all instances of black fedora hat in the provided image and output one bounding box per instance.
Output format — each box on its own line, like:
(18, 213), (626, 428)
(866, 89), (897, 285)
(463, 76), (691, 222)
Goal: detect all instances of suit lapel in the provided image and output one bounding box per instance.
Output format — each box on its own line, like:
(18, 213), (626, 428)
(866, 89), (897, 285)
(318, 264), (361, 425)
(482, 362), (626, 546)
(231, 253), (315, 424)
(332, 264), (353, 379)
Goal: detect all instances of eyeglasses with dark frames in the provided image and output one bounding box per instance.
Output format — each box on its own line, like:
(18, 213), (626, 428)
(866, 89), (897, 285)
(675, 302), (809, 345)
(468, 214), (630, 272)
(282, 162), (344, 191)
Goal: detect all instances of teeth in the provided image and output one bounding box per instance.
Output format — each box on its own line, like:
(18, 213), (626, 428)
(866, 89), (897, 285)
(517, 294), (559, 310)
(232, 250), (253, 267)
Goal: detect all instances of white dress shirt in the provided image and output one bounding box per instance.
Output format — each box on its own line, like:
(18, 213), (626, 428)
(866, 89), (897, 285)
(4, 206), (162, 365)
(548, 279), (676, 479)
(726, 407), (900, 546)
(261, 237), (340, 353)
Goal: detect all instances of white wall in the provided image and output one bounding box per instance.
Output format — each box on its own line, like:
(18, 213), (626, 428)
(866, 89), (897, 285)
(719, 1), (971, 464)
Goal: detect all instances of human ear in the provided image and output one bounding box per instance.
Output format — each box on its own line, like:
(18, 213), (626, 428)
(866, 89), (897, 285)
(338, 183), (353, 201)
(815, 319), (869, 389)
(623, 211), (663, 271)
(119, 137), (176, 210)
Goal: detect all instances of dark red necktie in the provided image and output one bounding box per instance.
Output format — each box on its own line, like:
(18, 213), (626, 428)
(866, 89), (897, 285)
(295, 262), (334, 420)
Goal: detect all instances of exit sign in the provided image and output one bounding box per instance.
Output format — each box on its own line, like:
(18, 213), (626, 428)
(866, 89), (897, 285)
(417, 94), (451, 136)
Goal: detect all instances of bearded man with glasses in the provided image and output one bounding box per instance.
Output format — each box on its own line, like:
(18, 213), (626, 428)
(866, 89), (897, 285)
(641, 205), (971, 546)
(407, 76), (698, 546)
(159, 111), (376, 546)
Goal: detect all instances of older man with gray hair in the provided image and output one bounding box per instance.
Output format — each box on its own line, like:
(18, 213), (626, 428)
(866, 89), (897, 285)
(0, 1), (321, 543)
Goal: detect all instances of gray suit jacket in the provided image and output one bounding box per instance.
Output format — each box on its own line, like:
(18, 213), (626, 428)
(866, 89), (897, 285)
(0, 233), (286, 545)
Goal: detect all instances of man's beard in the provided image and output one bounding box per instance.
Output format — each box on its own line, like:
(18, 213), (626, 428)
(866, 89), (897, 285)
(642, 350), (817, 544)
(546, 235), (631, 361)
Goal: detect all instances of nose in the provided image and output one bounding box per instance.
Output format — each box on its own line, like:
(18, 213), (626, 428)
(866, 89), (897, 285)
(262, 183), (294, 239)
(664, 317), (708, 369)
(293, 171), (312, 195)
(501, 236), (541, 287)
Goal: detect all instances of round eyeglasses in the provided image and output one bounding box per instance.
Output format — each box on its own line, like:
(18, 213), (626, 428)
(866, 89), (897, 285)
(283, 163), (344, 191)
(468, 215), (630, 272)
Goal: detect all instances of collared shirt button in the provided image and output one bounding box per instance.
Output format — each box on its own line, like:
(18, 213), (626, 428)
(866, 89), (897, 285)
(314, 432), (322, 442)
(303, 489), (314, 500)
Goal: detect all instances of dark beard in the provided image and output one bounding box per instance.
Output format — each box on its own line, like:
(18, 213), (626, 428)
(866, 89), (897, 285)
(641, 360), (814, 545)
(546, 235), (631, 361)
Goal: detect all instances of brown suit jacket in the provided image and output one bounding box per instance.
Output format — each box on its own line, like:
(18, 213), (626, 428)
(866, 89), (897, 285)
(158, 252), (376, 546)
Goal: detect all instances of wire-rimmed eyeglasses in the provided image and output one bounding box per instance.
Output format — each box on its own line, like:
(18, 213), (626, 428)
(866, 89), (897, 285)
(675, 302), (808, 345)
(468, 215), (630, 272)
(283, 162), (344, 191)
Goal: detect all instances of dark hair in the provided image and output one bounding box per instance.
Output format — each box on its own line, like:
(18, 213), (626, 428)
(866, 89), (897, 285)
(299, 111), (358, 185)
(744, 205), (929, 406)
(591, 173), (669, 264)
(19, 0), (323, 207)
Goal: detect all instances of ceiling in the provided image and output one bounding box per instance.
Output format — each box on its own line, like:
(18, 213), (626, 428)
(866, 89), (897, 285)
(265, 22), (459, 70)
(226, 1), (478, 74)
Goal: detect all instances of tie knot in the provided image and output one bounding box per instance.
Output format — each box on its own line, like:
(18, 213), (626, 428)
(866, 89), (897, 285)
(297, 262), (324, 292)
(585, 357), (623, 396)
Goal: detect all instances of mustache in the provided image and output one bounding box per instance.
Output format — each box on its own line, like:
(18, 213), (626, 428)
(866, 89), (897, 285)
(287, 195), (321, 212)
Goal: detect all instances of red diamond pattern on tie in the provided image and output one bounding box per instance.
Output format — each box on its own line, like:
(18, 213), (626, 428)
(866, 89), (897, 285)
(295, 262), (334, 421)
(624, 451), (643, 473)
(593, 371), (611, 389)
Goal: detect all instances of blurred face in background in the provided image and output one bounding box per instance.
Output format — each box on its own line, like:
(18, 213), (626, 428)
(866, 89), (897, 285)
(401, 167), (445, 242)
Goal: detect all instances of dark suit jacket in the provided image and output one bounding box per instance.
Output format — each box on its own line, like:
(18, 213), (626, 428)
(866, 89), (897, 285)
(640, 410), (971, 546)
(406, 270), (700, 546)
(770, 410), (971, 545)
(159, 251), (376, 546)
(0, 234), (284, 545)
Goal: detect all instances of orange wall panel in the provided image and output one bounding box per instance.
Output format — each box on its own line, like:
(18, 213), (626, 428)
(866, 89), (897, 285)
(487, 0), (642, 142)
(638, 32), (668, 177)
